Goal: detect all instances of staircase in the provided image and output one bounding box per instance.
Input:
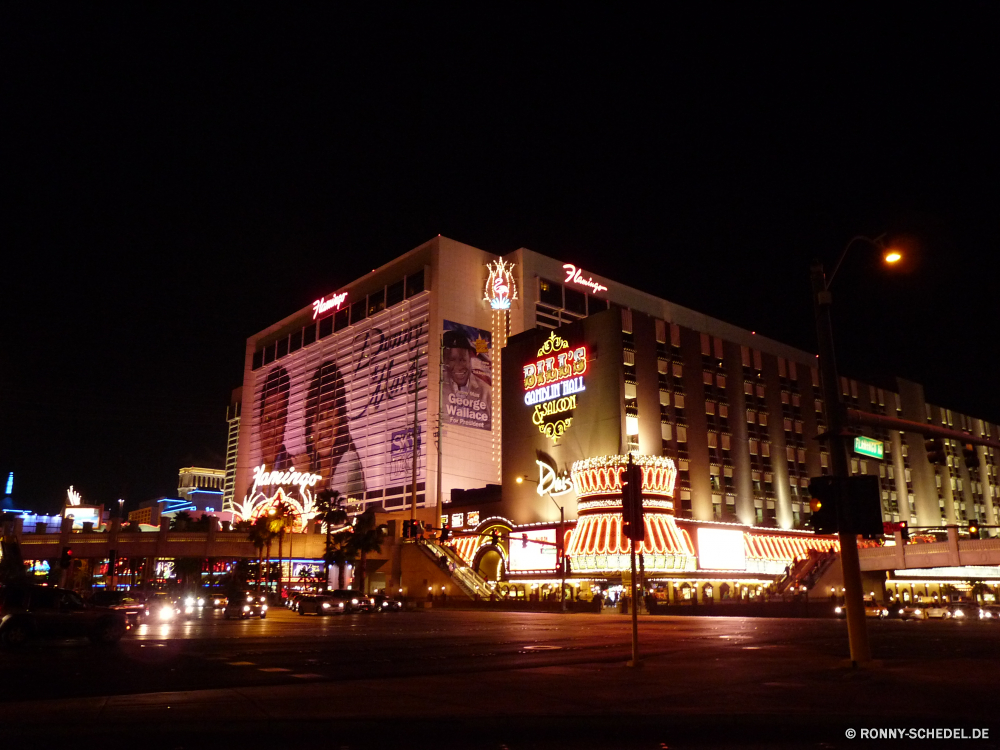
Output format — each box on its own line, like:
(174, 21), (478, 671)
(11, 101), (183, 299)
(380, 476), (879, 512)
(775, 549), (839, 596)
(414, 539), (493, 599)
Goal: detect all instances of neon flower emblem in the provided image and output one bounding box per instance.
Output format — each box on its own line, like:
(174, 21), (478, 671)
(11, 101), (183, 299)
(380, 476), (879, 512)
(485, 259), (517, 310)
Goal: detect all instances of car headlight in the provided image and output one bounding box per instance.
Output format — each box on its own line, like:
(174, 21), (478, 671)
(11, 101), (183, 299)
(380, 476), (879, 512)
(834, 606), (842, 614)
(382, 602), (389, 607)
(351, 598), (358, 605)
(159, 607), (174, 621)
(197, 598), (204, 606)
(882, 610), (888, 616)
(954, 610), (964, 617)
(914, 609), (921, 615)
(899, 608), (905, 615)
(185, 597), (194, 606)
(339, 602), (344, 608)
(261, 604), (267, 611)
(243, 605), (251, 612)
(322, 602), (331, 609)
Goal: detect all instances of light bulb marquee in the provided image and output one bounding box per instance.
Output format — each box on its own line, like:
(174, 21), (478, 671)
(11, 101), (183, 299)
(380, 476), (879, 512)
(523, 332), (587, 442)
(485, 259), (517, 310)
(571, 454), (678, 501)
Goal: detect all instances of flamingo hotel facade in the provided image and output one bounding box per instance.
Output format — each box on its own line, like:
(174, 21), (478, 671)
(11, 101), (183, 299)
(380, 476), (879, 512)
(229, 236), (1000, 602)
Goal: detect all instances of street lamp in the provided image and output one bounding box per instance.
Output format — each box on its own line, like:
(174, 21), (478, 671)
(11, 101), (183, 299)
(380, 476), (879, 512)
(517, 475), (567, 612)
(811, 234), (902, 666)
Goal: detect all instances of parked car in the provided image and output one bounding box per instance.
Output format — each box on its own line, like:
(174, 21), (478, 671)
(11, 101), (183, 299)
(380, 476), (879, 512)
(0, 584), (128, 646)
(224, 592), (267, 619)
(371, 594), (403, 612)
(897, 605), (927, 621)
(88, 591), (146, 624)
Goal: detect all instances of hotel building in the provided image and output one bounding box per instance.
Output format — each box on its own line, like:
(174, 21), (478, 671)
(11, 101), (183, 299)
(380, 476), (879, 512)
(229, 237), (1000, 600)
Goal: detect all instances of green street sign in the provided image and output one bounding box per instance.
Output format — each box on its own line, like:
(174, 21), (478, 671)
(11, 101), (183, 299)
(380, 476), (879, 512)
(854, 436), (884, 460)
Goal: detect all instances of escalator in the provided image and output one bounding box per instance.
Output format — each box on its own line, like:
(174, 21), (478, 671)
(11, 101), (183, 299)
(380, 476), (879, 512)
(413, 539), (493, 599)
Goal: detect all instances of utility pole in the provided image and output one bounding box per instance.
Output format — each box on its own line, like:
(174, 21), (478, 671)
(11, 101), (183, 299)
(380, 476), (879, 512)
(811, 261), (872, 665)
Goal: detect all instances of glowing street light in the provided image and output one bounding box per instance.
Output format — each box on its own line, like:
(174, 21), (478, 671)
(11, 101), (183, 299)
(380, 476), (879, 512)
(884, 250), (902, 264)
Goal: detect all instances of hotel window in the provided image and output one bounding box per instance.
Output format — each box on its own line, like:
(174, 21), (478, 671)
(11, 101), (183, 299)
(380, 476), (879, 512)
(797, 448), (806, 464)
(755, 384), (765, 398)
(778, 358), (787, 378)
(703, 371), (714, 386)
(350, 297), (367, 324)
(276, 336), (289, 358)
(741, 346), (751, 367)
(744, 381), (754, 396)
(659, 391), (669, 407)
(783, 418), (792, 432)
(564, 287), (586, 315)
(670, 323), (681, 348)
(718, 403), (728, 419)
(539, 278), (562, 307)
(761, 442), (770, 457)
(303, 323), (317, 346)
(794, 421), (803, 434)
(707, 432), (718, 449)
(758, 413), (768, 427)
(706, 401), (716, 416)
(789, 361), (797, 380)
(792, 393), (801, 408)
(713, 337), (724, 359)
(786, 446), (796, 462)
(811, 367), (819, 387)
(334, 307), (349, 332)
(672, 363), (683, 378)
(674, 393), (685, 410)
(406, 269), (424, 296)
(661, 423), (672, 441)
(716, 374), (726, 389)
(749, 439), (758, 455)
(676, 425), (688, 442)
(319, 315), (334, 338)
(821, 452), (829, 468)
(721, 434), (731, 451)
(781, 391), (790, 405)
(700, 333), (711, 355)
(367, 288), (386, 316)
(753, 349), (762, 370)
(386, 279), (405, 307)
(747, 409), (756, 424)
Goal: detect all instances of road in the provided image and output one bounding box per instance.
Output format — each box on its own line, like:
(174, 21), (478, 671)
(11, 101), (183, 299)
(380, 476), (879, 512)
(2, 606), (999, 749)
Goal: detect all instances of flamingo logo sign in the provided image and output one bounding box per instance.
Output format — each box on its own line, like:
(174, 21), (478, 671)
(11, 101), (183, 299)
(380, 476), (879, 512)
(484, 259), (517, 310)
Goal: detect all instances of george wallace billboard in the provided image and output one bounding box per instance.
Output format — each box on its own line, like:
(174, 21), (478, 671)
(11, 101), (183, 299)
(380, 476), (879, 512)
(238, 294), (430, 524)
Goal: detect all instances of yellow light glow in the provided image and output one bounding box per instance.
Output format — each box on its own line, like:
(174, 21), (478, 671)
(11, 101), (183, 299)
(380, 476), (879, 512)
(516, 477), (523, 484)
(884, 250), (902, 264)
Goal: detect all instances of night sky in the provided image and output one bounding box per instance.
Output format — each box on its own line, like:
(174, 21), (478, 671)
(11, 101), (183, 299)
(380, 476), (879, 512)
(3, 7), (999, 514)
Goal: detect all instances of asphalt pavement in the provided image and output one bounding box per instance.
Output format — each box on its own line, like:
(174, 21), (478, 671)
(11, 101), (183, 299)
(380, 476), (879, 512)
(2, 606), (999, 750)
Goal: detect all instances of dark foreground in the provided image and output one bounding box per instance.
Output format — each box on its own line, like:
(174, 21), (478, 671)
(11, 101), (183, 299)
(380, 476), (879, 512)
(1, 607), (997, 749)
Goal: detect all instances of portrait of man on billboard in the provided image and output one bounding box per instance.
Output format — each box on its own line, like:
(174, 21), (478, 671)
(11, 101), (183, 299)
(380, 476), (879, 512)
(442, 323), (492, 431)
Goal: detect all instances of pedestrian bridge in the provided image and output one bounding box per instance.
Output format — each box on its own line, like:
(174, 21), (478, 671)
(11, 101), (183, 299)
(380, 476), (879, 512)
(858, 529), (1000, 573)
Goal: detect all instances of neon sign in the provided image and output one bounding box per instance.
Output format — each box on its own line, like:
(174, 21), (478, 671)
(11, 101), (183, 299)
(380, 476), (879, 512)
(523, 332), (587, 441)
(67, 486), (81, 507)
(562, 264), (608, 294)
(250, 464), (323, 495)
(484, 259), (517, 310)
(536, 458), (573, 497)
(312, 292), (349, 319)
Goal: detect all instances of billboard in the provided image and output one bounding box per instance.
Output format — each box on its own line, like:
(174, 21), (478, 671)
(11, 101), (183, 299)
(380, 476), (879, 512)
(508, 528), (559, 573)
(442, 320), (492, 431)
(696, 527), (746, 570)
(240, 295), (430, 521)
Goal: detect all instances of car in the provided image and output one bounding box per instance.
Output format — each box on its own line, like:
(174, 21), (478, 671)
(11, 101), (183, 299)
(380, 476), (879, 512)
(328, 590), (366, 613)
(297, 594), (343, 616)
(224, 592), (268, 619)
(978, 604), (1000, 621)
(0, 584), (128, 646)
(897, 605), (927, 621)
(144, 592), (182, 622)
(209, 594), (228, 609)
(923, 604), (952, 619)
(88, 591), (146, 624)
(370, 594), (403, 612)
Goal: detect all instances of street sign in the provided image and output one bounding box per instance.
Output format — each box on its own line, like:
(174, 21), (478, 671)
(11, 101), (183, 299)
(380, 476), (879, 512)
(853, 436), (884, 460)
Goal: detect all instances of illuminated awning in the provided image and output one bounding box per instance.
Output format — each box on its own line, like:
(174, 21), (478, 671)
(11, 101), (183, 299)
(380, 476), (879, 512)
(566, 513), (696, 573)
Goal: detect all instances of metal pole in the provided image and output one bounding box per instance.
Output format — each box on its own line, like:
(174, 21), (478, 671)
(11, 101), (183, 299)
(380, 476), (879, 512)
(559, 504), (566, 612)
(628, 538), (640, 667)
(811, 261), (872, 665)
(410, 345), (420, 527)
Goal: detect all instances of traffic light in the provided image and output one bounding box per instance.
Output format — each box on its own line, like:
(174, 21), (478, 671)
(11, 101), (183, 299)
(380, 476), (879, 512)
(59, 546), (73, 569)
(963, 443), (980, 472)
(402, 520), (411, 538)
(807, 477), (841, 534)
(925, 437), (947, 465)
(969, 521), (981, 540)
(845, 476), (885, 539)
(899, 521), (910, 542)
(621, 454), (645, 542)
(440, 527), (450, 542)
(490, 530), (500, 546)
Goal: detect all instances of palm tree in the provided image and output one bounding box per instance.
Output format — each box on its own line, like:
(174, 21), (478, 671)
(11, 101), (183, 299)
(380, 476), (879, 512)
(314, 490), (348, 590)
(326, 526), (358, 590)
(267, 501), (295, 597)
(246, 517), (275, 592)
(170, 510), (193, 531)
(348, 508), (386, 595)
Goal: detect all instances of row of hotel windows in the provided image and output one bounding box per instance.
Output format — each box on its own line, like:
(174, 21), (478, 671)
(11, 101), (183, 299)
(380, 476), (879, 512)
(251, 269), (425, 371)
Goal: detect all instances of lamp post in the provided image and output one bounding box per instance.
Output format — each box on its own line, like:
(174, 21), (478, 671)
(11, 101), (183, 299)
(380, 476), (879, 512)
(811, 234), (900, 666)
(517, 475), (567, 612)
